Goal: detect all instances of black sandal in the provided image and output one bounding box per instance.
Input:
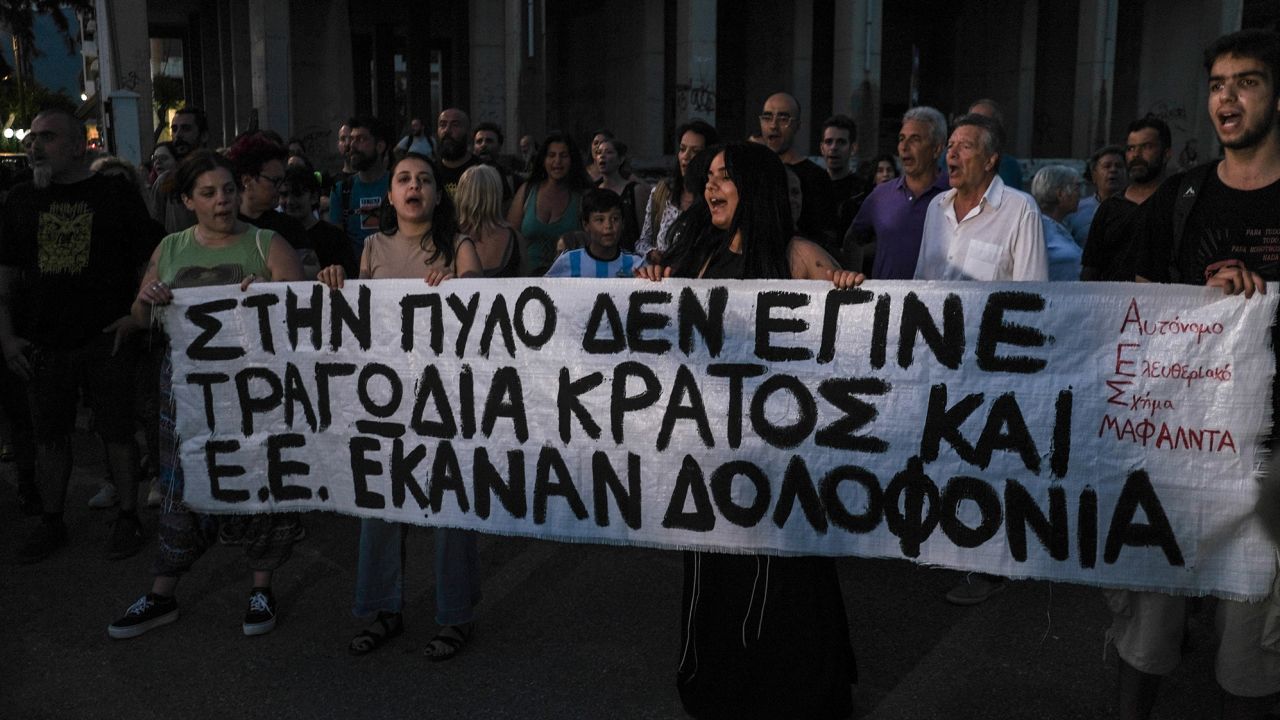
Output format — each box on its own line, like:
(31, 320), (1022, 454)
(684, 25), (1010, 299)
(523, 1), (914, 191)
(423, 622), (473, 662)
(348, 611), (403, 655)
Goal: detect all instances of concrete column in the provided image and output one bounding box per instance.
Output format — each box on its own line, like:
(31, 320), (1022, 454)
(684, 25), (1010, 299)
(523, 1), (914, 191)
(102, 0), (154, 157)
(249, 0), (291, 135)
(1013, 0), (1037, 157)
(289, 0), (353, 171)
(832, 0), (882, 157)
(406, 3), (432, 124)
(217, 0), (253, 141)
(198, 0), (225, 145)
(372, 23), (396, 125)
(470, 0), (507, 141)
(504, 0), (525, 142)
(674, 0), (715, 125)
(637, 0), (665, 158)
(1072, 0), (1118, 156)
(790, 0), (814, 157)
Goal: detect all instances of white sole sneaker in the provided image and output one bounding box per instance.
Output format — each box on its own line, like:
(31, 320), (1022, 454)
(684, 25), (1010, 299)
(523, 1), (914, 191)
(243, 616), (277, 636)
(107, 606), (179, 639)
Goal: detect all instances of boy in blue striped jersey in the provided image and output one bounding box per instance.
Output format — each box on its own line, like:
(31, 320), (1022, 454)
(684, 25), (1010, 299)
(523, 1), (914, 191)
(545, 188), (645, 278)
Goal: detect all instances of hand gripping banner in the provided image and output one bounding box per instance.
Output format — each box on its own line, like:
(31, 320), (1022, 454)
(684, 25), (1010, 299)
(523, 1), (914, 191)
(164, 279), (1279, 600)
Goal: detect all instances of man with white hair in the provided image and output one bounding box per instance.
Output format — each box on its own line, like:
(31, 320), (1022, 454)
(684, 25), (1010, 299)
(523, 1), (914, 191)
(914, 113), (1047, 283)
(1029, 165), (1084, 280)
(915, 112), (1047, 605)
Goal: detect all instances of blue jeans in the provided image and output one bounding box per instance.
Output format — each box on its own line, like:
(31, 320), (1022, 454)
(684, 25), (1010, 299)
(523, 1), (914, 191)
(353, 518), (481, 626)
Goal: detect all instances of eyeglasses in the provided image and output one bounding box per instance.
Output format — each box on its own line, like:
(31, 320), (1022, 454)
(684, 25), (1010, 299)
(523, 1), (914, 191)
(759, 113), (794, 127)
(257, 173), (284, 189)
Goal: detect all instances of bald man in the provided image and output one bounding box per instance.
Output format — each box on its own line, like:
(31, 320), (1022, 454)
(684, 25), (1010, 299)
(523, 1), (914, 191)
(435, 107), (481, 200)
(760, 92), (837, 251)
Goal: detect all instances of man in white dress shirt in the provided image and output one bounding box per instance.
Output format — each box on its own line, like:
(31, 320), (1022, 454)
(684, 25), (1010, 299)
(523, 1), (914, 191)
(914, 113), (1048, 282)
(914, 112), (1047, 606)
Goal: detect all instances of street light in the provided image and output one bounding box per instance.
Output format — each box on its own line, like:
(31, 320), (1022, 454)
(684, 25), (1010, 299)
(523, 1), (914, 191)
(2, 128), (12, 139)
(15, 129), (27, 140)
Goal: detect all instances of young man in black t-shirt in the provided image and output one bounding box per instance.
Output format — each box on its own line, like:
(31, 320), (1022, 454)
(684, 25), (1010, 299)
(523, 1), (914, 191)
(1125, 29), (1280, 720)
(0, 108), (161, 564)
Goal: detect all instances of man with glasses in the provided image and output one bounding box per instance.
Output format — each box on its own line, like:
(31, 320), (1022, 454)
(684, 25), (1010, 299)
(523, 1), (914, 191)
(760, 92), (836, 251)
(225, 132), (315, 275)
(1080, 116), (1172, 281)
(329, 115), (390, 257)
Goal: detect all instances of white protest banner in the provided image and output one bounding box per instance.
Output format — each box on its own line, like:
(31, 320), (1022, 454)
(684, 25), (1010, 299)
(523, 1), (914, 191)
(164, 279), (1278, 600)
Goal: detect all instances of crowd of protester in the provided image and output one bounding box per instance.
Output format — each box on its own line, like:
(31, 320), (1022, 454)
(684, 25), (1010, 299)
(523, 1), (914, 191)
(2, 26), (1279, 720)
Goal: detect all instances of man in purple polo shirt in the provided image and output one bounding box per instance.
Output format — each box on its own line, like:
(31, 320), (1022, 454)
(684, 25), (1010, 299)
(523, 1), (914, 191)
(845, 106), (949, 279)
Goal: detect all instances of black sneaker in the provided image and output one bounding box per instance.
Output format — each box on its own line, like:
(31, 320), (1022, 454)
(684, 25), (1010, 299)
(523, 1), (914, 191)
(107, 513), (146, 560)
(108, 593), (179, 639)
(243, 588), (277, 636)
(17, 520), (66, 564)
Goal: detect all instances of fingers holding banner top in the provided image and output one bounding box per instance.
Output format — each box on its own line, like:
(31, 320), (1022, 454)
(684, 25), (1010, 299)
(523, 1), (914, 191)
(635, 265), (672, 282)
(1206, 266), (1267, 298)
(317, 264), (346, 289)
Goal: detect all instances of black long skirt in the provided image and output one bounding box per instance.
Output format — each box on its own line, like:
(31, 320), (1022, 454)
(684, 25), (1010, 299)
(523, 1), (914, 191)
(676, 551), (857, 719)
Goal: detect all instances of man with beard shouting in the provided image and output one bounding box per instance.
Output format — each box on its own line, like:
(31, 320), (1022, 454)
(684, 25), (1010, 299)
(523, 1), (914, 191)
(434, 108), (481, 202)
(328, 115), (389, 257)
(1080, 115), (1172, 281)
(1126, 28), (1280, 720)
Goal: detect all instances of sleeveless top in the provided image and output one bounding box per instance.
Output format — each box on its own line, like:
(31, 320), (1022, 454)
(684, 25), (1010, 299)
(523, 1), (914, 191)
(157, 225), (273, 288)
(481, 227), (522, 278)
(521, 183), (581, 275)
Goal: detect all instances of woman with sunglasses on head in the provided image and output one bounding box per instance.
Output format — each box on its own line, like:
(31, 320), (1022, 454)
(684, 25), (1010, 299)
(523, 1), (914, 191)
(317, 152), (483, 661)
(636, 141), (862, 719)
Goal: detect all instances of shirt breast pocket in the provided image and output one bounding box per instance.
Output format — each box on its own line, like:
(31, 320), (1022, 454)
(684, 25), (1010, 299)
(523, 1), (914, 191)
(962, 238), (1006, 281)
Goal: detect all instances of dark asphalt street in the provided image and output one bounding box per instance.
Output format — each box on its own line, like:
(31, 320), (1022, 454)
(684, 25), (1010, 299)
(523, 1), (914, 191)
(1, 432), (1229, 720)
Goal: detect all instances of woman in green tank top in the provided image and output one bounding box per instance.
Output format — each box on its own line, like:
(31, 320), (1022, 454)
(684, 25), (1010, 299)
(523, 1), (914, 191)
(108, 151), (303, 642)
(506, 131), (594, 275)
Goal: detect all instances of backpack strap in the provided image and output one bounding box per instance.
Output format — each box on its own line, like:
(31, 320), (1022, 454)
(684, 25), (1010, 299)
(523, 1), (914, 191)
(340, 177), (355, 226)
(1168, 161), (1216, 282)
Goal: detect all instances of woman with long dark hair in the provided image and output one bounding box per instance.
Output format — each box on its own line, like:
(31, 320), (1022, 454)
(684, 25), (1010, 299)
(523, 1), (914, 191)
(637, 120), (718, 264)
(507, 132), (594, 275)
(317, 152), (483, 660)
(637, 142), (862, 719)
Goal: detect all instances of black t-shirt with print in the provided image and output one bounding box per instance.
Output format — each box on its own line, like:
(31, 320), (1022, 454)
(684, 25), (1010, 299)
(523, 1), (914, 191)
(1136, 166), (1280, 284)
(0, 174), (161, 349)
(435, 155), (482, 203)
(1135, 164), (1280, 438)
